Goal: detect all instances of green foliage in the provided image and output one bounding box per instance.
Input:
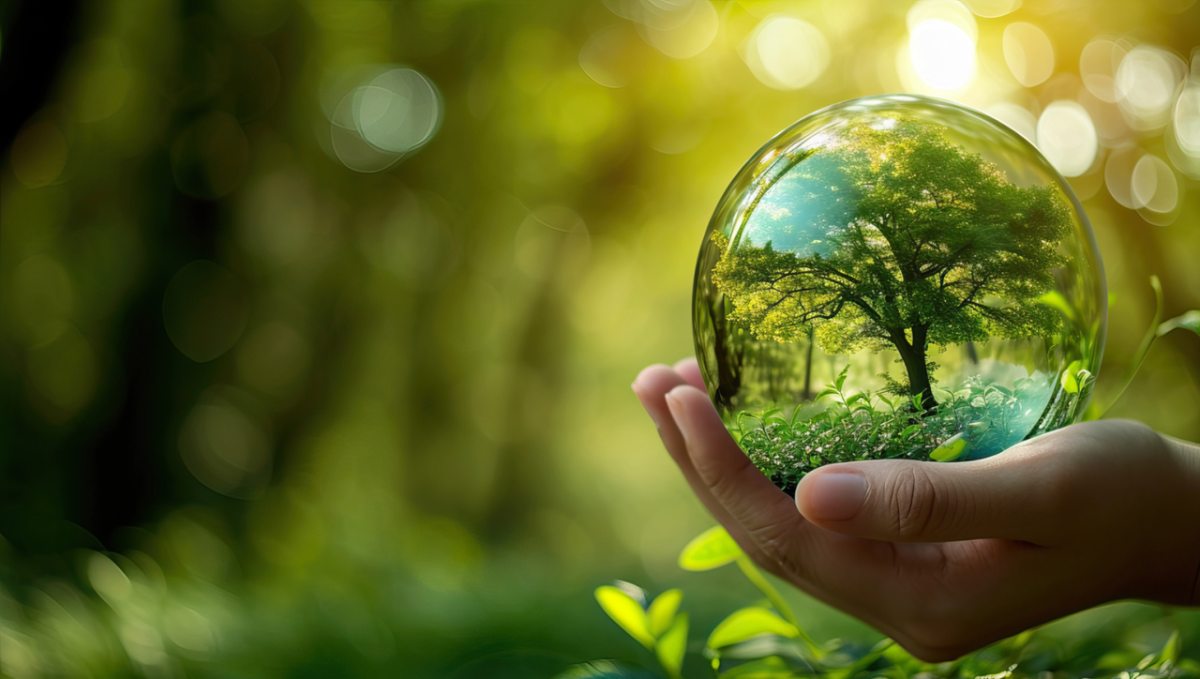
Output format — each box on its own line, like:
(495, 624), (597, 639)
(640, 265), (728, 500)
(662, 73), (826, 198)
(648, 589), (684, 637)
(596, 585), (657, 648)
(1091, 277), (1200, 419)
(728, 366), (1062, 491)
(710, 118), (1070, 408)
(1159, 311), (1200, 338)
(678, 526), (742, 571)
(656, 614), (689, 679)
(596, 585), (693, 677)
(590, 527), (1199, 679)
(707, 608), (800, 650)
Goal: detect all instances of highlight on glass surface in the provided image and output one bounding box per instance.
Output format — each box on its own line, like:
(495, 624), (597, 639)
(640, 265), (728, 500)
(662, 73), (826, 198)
(693, 95), (1107, 492)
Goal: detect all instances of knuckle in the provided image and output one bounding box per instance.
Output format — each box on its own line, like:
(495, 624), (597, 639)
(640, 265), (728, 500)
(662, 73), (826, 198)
(704, 465), (741, 499)
(884, 466), (945, 540)
(747, 520), (808, 578)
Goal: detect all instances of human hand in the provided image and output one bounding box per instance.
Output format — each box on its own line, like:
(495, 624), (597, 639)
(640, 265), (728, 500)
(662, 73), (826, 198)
(632, 358), (1200, 662)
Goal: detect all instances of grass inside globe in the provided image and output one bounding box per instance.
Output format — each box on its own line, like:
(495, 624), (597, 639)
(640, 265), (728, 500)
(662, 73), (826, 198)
(692, 95), (1106, 494)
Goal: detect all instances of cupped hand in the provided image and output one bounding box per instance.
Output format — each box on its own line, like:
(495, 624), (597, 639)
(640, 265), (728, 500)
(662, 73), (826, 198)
(632, 359), (1200, 662)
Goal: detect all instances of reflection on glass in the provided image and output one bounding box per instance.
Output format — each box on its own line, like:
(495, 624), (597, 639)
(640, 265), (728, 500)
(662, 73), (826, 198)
(693, 95), (1106, 492)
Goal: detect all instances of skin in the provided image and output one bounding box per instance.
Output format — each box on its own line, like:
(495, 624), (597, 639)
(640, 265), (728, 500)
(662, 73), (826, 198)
(632, 358), (1200, 662)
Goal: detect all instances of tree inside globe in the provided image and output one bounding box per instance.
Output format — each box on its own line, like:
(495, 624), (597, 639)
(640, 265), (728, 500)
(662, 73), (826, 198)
(693, 95), (1106, 493)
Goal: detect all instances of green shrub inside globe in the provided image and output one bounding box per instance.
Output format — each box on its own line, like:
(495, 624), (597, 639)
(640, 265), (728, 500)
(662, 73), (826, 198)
(692, 95), (1106, 494)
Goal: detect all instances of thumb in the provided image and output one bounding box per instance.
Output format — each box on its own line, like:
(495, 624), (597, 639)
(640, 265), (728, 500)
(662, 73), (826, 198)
(795, 446), (1071, 545)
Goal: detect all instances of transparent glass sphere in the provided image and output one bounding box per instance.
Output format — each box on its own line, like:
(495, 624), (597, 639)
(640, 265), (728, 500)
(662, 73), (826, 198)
(693, 95), (1106, 492)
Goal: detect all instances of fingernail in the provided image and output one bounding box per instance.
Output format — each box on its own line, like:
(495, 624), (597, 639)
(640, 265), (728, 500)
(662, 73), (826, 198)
(804, 473), (866, 521)
(632, 382), (663, 429)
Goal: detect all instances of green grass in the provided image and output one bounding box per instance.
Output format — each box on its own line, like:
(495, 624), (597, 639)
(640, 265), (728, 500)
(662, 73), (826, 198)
(730, 366), (1059, 493)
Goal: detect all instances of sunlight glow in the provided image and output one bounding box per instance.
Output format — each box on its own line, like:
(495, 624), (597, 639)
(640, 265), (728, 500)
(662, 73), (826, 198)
(908, 19), (976, 90)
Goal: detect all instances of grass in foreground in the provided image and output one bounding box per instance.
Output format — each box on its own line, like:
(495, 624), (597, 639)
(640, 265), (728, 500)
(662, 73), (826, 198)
(731, 366), (1057, 493)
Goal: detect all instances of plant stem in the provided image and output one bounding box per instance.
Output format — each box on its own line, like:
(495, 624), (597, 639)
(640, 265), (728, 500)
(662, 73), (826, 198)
(735, 556), (823, 657)
(1096, 276), (1162, 420)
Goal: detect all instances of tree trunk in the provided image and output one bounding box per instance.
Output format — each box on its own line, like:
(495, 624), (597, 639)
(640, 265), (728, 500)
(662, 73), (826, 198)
(801, 327), (814, 401)
(712, 301), (743, 408)
(891, 327), (937, 412)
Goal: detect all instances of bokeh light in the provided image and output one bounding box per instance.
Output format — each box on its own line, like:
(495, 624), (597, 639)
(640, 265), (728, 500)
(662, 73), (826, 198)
(1037, 100), (1098, 177)
(959, 0), (1021, 17)
(1104, 144), (1144, 209)
(1131, 152), (1183, 225)
(1173, 65), (1200, 160)
(742, 16), (831, 90)
(906, 2), (977, 92)
(579, 26), (639, 88)
(322, 65), (443, 172)
(355, 68), (441, 154)
(1114, 45), (1188, 131)
(636, 0), (719, 59)
(1080, 37), (1125, 103)
(179, 388), (273, 499)
(1003, 22), (1054, 87)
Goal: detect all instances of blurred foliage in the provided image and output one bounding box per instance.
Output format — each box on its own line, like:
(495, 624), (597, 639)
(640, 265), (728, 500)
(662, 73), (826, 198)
(0, 0), (1197, 676)
(588, 526), (1200, 678)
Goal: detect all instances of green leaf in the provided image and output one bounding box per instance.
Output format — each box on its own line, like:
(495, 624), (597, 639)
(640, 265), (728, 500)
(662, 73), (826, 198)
(930, 433), (971, 462)
(1095, 277), (1166, 419)
(1060, 371), (1077, 393)
(1161, 629), (1181, 664)
(900, 424), (922, 439)
(647, 589), (683, 638)
(835, 365), (849, 391)
(1037, 290), (1078, 323)
(1060, 359), (1081, 394)
(679, 526), (742, 571)
(655, 613), (688, 679)
(707, 607), (799, 650)
(1159, 310), (1200, 338)
(595, 586), (654, 648)
(814, 388), (839, 402)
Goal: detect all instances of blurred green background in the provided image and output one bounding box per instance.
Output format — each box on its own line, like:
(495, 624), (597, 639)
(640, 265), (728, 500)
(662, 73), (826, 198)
(0, 0), (1198, 675)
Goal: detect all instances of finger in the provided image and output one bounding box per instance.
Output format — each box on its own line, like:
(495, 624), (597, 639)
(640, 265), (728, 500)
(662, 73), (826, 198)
(632, 366), (781, 570)
(664, 385), (814, 563)
(795, 438), (1076, 545)
(651, 379), (981, 627)
(672, 357), (705, 391)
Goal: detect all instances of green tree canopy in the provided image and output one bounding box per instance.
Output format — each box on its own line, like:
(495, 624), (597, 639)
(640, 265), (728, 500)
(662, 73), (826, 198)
(711, 118), (1068, 409)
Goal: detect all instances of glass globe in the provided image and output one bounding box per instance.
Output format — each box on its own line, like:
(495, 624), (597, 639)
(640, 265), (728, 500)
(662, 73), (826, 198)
(692, 95), (1106, 493)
